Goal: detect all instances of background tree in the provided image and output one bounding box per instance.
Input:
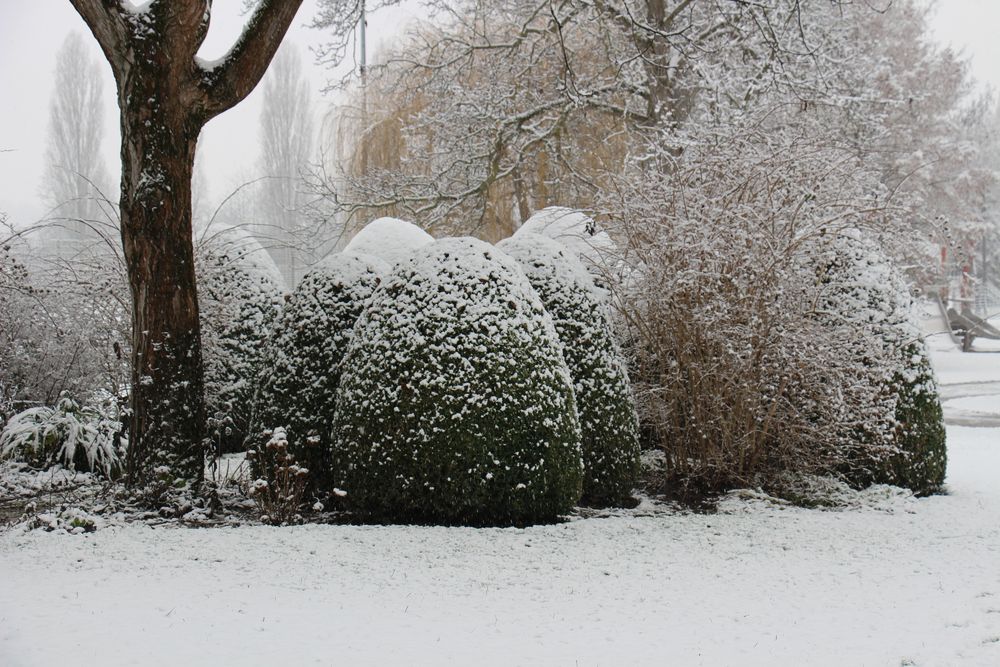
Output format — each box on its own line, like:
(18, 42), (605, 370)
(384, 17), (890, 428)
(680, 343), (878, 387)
(313, 0), (996, 260)
(306, 0), (995, 498)
(256, 43), (316, 286)
(69, 0), (304, 491)
(831, 1), (998, 279)
(41, 31), (112, 255)
(311, 0), (852, 237)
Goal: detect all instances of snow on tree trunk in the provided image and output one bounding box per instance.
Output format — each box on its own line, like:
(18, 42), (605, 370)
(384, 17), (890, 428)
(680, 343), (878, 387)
(119, 92), (205, 485)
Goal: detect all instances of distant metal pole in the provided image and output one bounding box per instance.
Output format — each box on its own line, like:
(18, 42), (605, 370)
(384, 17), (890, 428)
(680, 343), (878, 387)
(359, 0), (369, 176)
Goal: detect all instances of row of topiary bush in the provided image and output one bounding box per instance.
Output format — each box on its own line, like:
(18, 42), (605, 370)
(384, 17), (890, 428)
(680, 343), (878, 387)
(241, 213), (946, 524)
(0, 210), (947, 520)
(245, 219), (641, 526)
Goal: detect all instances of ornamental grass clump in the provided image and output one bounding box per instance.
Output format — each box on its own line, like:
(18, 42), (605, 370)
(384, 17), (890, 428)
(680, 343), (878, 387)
(0, 393), (124, 478)
(331, 237), (583, 526)
(248, 253), (385, 496)
(499, 233), (639, 507)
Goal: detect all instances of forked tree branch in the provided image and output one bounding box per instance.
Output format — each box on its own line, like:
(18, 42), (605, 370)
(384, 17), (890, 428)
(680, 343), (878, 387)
(199, 0), (306, 119)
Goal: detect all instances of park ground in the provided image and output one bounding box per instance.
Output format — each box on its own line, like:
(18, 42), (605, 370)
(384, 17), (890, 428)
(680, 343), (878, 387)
(1, 334), (998, 666)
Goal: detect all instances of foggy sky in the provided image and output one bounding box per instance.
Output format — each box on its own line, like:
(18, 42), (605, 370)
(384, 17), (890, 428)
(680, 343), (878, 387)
(0, 0), (997, 230)
(0, 0), (421, 229)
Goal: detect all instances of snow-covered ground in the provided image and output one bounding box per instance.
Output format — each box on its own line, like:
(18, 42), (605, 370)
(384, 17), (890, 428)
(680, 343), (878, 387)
(2, 348), (999, 666)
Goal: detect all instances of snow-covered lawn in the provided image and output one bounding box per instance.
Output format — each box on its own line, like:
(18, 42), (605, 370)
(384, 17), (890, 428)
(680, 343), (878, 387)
(2, 349), (999, 666)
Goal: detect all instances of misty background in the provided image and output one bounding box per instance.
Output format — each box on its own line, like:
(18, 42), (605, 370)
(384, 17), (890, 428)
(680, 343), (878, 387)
(1, 1), (997, 229)
(0, 0), (423, 231)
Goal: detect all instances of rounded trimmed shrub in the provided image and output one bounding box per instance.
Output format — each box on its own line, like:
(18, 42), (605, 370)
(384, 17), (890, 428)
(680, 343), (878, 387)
(342, 217), (434, 268)
(331, 237), (583, 526)
(516, 207), (616, 269)
(248, 252), (385, 494)
(883, 344), (946, 495)
(809, 230), (946, 494)
(498, 233), (639, 507)
(199, 245), (283, 454)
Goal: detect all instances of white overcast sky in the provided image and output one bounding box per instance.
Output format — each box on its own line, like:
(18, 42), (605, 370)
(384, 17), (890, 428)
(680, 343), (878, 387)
(0, 0), (422, 227)
(0, 0), (998, 227)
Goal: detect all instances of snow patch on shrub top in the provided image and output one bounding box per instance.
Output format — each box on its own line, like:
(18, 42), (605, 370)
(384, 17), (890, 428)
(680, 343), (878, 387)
(515, 207), (615, 269)
(499, 233), (639, 507)
(331, 237), (583, 526)
(199, 224), (286, 291)
(342, 217), (434, 267)
(249, 253), (385, 495)
(316, 249), (390, 276)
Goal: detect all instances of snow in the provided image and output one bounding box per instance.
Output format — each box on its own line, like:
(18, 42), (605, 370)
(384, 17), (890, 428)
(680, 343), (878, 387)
(2, 341), (999, 665)
(194, 54), (228, 74)
(342, 217), (434, 268)
(514, 207), (616, 268)
(316, 249), (389, 277)
(197, 223), (286, 292)
(121, 1), (153, 15)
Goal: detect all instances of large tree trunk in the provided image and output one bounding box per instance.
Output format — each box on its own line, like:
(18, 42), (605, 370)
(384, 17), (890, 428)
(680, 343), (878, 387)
(68, 0), (305, 492)
(119, 78), (206, 486)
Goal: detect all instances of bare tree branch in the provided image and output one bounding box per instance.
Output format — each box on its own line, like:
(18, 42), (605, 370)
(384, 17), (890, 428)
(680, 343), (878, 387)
(199, 0), (306, 119)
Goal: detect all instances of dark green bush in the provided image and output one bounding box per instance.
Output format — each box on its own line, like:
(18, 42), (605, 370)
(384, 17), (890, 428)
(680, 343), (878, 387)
(248, 253), (385, 496)
(499, 233), (639, 507)
(808, 231), (947, 494)
(199, 246), (282, 454)
(877, 345), (947, 495)
(331, 237), (583, 526)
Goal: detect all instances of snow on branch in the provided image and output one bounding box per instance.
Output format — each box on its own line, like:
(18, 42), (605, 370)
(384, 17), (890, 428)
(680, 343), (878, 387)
(199, 0), (306, 118)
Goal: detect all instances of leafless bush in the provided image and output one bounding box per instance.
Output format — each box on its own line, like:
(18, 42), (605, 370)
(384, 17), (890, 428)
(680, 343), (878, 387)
(245, 427), (309, 525)
(605, 125), (901, 499)
(0, 225), (129, 412)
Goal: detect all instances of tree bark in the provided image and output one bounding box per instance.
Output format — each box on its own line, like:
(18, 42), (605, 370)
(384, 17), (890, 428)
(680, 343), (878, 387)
(118, 68), (205, 485)
(69, 0), (304, 491)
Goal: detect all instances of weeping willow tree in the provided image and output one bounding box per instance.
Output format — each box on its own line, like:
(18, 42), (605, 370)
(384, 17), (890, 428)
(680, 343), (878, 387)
(315, 6), (633, 241)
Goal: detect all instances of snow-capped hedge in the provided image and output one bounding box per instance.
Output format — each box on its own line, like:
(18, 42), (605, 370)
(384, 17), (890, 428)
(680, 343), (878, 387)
(198, 246), (283, 454)
(342, 217), (434, 267)
(248, 253), (385, 495)
(331, 237), (584, 525)
(884, 345), (946, 494)
(198, 224), (286, 290)
(498, 233), (639, 507)
(515, 207), (615, 269)
(809, 231), (946, 494)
